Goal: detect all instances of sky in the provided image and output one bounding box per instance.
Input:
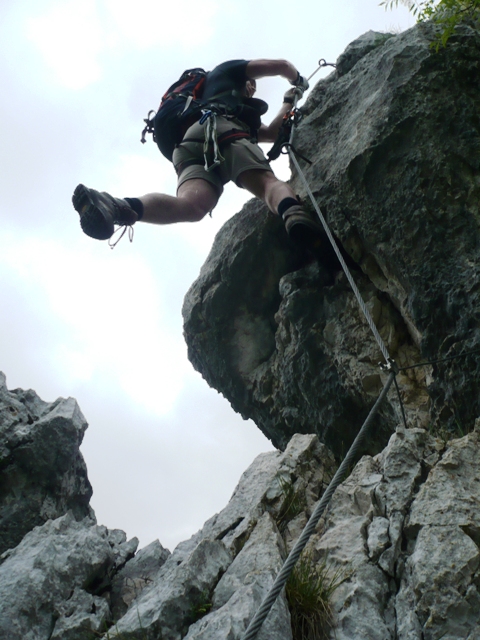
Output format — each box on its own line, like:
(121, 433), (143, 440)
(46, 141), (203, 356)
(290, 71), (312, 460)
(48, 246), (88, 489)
(0, 0), (415, 551)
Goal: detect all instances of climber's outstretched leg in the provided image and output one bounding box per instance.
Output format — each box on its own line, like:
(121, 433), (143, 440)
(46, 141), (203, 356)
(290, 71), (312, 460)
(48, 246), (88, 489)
(73, 179), (219, 240)
(139, 179), (219, 225)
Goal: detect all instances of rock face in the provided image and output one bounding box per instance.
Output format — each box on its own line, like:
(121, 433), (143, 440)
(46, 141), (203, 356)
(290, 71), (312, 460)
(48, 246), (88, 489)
(311, 421), (480, 639)
(0, 372), (93, 555)
(2, 20), (480, 640)
(0, 374), (336, 639)
(107, 432), (335, 640)
(183, 21), (480, 456)
(0, 513), (139, 640)
(2, 373), (479, 639)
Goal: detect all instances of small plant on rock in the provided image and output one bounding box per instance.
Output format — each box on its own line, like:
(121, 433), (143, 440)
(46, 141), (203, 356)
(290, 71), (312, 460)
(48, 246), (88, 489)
(275, 474), (306, 534)
(95, 604), (148, 640)
(286, 552), (343, 640)
(381, 0), (480, 49)
(190, 590), (213, 623)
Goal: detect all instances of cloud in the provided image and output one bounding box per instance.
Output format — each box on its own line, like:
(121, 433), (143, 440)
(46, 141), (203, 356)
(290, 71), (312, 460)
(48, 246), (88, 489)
(0, 235), (188, 414)
(25, 0), (221, 91)
(104, 0), (220, 49)
(26, 0), (105, 90)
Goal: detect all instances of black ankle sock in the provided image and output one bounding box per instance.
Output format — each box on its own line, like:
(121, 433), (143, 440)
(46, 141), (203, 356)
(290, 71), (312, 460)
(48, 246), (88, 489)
(277, 197), (299, 217)
(124, 197), (144, 221)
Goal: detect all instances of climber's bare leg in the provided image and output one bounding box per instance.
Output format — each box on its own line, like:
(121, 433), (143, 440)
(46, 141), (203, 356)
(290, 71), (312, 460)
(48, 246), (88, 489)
(237, 169), (295, 214)
(139, 179), (219, 224)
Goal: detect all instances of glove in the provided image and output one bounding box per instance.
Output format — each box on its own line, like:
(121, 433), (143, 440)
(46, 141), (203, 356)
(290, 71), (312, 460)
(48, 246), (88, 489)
(291, 71), (309, 91)
(283, 87), (297, 104)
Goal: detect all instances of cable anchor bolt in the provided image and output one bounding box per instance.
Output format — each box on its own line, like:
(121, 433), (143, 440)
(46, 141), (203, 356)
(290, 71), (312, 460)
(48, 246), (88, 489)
(318, 58), (337, 68)
(379, 358), (399, 374)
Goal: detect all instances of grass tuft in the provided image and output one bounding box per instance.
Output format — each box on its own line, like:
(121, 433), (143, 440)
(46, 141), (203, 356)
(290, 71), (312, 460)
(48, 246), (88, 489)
(286, 552), (343, 640)
(275, 475), (306, 534)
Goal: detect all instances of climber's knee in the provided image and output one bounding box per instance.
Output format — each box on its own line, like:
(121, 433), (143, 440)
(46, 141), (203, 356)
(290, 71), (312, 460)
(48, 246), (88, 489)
(177, 178), (220, 221)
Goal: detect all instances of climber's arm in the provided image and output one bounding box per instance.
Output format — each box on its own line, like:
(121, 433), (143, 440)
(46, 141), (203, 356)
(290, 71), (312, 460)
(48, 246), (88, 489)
(257, 88), (297, 143)
(245, 59), (299, 84)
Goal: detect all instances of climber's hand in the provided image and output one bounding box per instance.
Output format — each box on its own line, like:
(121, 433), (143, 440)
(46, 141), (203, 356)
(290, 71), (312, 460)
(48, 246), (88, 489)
(283, 87), (297, 104)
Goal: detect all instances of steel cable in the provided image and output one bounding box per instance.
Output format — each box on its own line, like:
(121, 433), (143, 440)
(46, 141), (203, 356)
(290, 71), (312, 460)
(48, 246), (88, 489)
(241, 371), (396, 640)
(287, 136), (391, 366)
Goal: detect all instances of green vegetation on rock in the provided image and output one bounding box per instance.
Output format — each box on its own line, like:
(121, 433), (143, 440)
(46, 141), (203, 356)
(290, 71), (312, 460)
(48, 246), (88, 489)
(382, 0), (480, 47)
(286, 553), (343, 640)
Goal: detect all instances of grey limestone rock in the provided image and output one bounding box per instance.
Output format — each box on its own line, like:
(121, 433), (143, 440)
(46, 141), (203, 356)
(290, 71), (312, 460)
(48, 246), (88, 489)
(407, 428), (480, 532)
(108, 433), (334, 639)
(184, 513), (292, 640)
(3, 21), (480, 640)
(183, 21), (480, 458)
(0, 512), (138, 640)
(109, 538), (233, 640)
(0, 371), (93, 555)
(305, 425), (480, 639)
(367, 516), (390, 561)
(335, 30), (395, 76)
(50, 587), (111, 640)
(110, 538), (171, 620)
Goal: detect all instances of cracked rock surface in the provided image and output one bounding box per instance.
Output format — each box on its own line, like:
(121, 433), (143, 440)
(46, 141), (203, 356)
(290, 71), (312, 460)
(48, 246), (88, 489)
(107, 433), (335, 640)
(0, 512), (138, 640)
(309, 423), (480, 639)
(0, 373), (336, 640)
(1, 401), (479, 638)
(0, 371), (93, 555)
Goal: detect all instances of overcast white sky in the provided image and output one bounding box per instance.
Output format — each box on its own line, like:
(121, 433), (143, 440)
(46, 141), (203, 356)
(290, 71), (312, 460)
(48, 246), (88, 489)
(0, 0), (414, 551)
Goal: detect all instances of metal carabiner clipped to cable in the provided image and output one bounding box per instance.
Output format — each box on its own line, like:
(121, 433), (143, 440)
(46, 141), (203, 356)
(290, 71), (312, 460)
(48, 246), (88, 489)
(318, 58), (337, 69)
(307, 57), (337, 82)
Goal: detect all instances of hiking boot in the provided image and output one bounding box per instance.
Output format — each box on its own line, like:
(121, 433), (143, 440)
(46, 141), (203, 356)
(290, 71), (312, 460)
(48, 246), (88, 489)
(283, 205), (361, 274)
(282, 205), (326, 250)
(72, 184), (137, 240)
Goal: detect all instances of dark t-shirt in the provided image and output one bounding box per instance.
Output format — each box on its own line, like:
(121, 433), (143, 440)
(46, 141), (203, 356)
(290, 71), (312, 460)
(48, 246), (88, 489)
(202, 59), (268, 132)
(202, 59), (250, 107)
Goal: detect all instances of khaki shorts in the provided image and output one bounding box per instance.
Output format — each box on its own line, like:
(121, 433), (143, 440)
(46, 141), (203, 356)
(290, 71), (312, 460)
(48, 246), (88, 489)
(172, 116), (272, 195)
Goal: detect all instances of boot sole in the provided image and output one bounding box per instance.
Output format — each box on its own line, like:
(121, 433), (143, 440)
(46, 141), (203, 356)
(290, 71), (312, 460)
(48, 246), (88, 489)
(72, 184), (114, 241)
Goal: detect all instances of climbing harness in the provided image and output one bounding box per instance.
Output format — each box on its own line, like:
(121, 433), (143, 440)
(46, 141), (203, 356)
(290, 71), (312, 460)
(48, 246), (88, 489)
(200, 110), (225, 171)
(174, 116), (253, 177)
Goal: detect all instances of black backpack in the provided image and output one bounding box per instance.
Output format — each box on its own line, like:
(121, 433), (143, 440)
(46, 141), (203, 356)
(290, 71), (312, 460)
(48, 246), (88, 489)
(141, 68), (207, 161)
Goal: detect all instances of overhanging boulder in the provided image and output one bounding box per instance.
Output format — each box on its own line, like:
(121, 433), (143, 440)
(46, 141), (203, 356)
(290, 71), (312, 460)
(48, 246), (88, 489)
(183, 22), (480, 456)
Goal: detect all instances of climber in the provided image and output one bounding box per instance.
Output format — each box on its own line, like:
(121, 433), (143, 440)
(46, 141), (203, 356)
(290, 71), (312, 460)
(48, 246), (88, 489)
(72, 59), (324, 247)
